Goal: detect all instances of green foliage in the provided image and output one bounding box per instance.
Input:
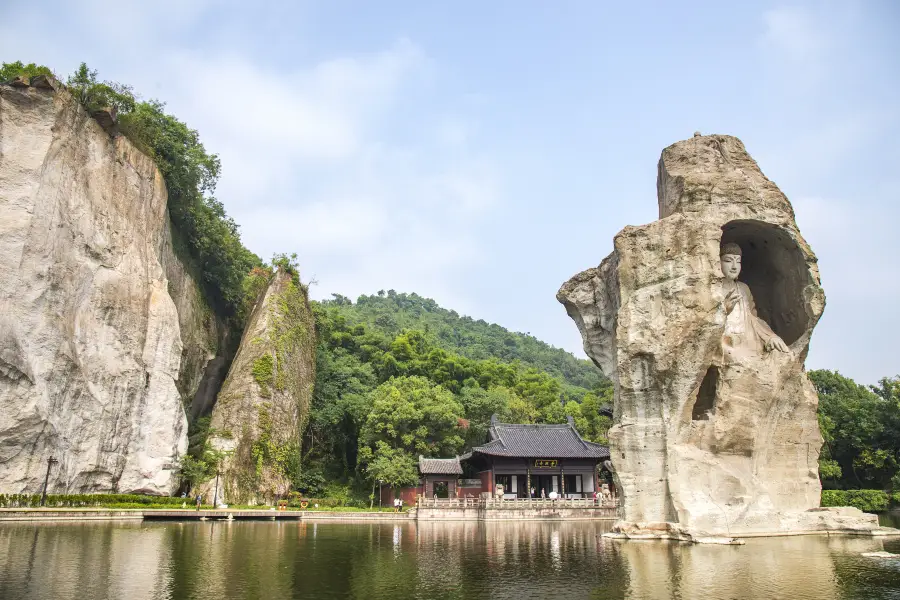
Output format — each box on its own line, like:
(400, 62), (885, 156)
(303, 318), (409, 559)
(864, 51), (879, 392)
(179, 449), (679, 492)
(251, 403), (298, 480)
(819, 458), (843, 482)
(239, 266), (273, 323)
(252, 354), (274, 397)
(0, 61), (54, 81)
(177, 442), (229, 488)
(322, 291), (607, 390)
(54, 62), (262, 323)
(361, 442), (420, 489)
(820, 489), (889, 513)
(306, 296), (614, 489)
(66, 63), (136, 114)
(0, 494), (190, 508)
(811, 370), (900, 490)
(358, 376), (465, 458)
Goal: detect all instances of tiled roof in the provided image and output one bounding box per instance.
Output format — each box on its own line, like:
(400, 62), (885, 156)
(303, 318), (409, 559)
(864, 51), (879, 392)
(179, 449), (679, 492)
(471, 420), (610, 459)
(418, 456), (463, 475)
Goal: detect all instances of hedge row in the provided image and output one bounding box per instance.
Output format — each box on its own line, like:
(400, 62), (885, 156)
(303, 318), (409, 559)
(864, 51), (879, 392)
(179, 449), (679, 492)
(820, 490), (897, 513)
(285, 497), (369, 509)
(0, 494), (188, 508)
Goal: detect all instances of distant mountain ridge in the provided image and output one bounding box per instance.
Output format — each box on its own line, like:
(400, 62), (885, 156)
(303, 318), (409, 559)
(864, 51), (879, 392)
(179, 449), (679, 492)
(320, 290), (606, 391)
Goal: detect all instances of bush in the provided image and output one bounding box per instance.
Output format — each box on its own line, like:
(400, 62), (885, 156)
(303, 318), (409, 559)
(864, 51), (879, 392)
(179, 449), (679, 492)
(0, 61), (54, 81)
(0, 494), (189, 508)
(821, 489), (889, 513)
(892, 492), (900, 507)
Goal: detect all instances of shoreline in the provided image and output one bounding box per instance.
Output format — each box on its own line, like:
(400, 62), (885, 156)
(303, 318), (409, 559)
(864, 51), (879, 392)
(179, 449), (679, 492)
(0, 508), (414, 522)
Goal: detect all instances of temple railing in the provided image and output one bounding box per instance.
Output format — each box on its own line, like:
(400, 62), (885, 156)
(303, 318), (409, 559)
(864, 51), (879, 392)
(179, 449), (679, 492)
(416, 497), (618, 509)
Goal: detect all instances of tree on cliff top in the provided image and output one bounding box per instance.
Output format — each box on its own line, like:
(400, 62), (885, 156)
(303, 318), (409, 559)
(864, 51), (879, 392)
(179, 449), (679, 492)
(0, 61), (53, 81)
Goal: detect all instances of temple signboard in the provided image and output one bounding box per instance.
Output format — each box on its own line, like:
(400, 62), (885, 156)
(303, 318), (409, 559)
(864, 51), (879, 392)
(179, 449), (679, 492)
(533, 459), (558, 468)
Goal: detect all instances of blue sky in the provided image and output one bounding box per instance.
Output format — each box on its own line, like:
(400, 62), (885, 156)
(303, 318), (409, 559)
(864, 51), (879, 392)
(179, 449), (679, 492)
(2, 1), (897, 384)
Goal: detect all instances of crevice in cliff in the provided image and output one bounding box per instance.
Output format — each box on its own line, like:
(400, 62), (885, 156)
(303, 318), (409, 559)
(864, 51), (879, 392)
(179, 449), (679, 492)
(691, 366), (719, 421)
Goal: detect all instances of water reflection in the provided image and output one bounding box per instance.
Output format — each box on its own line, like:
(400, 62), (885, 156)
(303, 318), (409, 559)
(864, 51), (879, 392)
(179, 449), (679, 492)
(0, 520), (898, 599)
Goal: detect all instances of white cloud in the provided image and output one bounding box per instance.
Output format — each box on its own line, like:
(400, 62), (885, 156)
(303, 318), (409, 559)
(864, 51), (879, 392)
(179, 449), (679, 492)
(0, 0), (501, 321)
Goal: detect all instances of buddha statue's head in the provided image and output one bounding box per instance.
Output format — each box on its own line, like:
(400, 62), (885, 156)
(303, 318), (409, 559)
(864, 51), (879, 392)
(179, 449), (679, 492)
(720, 242), (742, 281)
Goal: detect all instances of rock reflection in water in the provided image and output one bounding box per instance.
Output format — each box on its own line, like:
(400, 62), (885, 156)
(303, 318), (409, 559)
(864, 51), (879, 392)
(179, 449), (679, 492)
(1, 520), (899, 599)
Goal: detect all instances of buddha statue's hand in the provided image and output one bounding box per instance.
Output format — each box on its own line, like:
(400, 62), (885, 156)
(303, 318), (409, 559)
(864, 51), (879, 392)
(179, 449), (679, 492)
(765, 337), (789, 353)
(724, 288), (739, 313)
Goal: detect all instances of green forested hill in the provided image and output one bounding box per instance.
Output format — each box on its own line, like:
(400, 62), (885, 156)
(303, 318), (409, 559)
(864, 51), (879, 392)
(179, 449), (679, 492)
(299, 292), (613, 497)
(324, 290), (605, 391)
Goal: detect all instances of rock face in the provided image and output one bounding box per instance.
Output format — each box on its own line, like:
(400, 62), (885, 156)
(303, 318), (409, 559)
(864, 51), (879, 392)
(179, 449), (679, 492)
(207, 269), (315, 504)
(558, 135), (888, 538)
(0, 81), (220, 494)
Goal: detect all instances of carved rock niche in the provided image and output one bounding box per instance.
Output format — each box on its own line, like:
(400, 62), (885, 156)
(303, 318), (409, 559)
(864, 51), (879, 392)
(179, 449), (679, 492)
(720, 219), (811, 346)
(558, 134), (894, 541)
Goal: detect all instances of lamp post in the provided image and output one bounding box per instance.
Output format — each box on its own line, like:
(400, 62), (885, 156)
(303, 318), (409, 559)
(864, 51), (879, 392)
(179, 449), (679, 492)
(212, 468), (220, 509)
(39, 457), (58, 507)
(378, 480), (383, 508)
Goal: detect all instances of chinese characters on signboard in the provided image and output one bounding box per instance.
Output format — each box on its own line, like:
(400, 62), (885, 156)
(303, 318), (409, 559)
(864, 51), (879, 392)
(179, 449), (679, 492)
(533, 459), (558, 468)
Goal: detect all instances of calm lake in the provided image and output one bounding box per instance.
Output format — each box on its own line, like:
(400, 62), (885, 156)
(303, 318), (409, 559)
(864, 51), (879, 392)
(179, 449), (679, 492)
(1, 516), (899, 600)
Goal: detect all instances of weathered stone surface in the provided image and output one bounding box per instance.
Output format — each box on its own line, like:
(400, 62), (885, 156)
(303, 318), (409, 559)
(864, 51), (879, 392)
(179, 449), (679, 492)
(90, 106), (118, 136)
(206, 269), (315, 504)
(0, 83), (217, 495)
(29, 75), (60, 91)
(558, 134), (892, 539)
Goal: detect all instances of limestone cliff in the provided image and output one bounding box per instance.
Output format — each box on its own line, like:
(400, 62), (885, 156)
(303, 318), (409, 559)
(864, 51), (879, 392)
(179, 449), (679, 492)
(558, 134), (890, 539)
(0, 80), (222, 494)
(207, 268), (315, 504)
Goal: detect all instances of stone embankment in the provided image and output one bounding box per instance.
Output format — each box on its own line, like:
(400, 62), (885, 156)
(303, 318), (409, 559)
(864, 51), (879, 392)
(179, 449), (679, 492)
(0, 509), (413, 522)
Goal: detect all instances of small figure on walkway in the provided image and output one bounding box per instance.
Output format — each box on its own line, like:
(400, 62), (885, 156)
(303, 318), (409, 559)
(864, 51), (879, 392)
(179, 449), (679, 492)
(530, 487), (535, 499)
(195, 494), (202, 511)
(541, 488), (546, 499)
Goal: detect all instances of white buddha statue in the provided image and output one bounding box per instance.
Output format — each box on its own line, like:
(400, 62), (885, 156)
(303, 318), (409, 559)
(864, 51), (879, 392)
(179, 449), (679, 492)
(720, 242), (789, 362)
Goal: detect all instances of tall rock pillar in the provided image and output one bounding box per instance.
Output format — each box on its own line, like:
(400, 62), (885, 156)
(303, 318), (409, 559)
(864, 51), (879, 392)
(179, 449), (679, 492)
(558, 134), (891, 539)
(206, 268), (315, 504)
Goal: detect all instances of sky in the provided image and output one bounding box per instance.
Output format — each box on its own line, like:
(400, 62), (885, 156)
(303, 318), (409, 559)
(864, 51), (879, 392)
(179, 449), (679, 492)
(2, 1), (897, 385)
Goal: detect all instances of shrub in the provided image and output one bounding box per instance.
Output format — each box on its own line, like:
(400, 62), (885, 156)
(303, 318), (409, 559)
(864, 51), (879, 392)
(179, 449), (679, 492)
(820, 489), (889, 513)
(0, 494), (189, 508)
(0, 61), (54, 81)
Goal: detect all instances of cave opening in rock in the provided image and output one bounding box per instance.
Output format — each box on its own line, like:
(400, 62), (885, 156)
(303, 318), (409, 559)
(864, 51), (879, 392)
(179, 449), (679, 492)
(720, 220), (810, 346)
(691, 366), (718, 421)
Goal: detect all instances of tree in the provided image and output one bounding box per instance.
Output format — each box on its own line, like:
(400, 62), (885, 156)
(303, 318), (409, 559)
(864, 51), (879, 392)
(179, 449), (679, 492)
(0, 61), (53, 81)
(810, 370), (900, 490)
(358, 376), (465, 460)
(459, 384), (512, 446)
(364, 442), (419, 489)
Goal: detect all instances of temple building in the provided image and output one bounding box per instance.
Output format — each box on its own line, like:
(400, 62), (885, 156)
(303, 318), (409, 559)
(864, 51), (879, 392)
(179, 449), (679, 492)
(380, 415), (612, 504)
(461, 415), (611, 498)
